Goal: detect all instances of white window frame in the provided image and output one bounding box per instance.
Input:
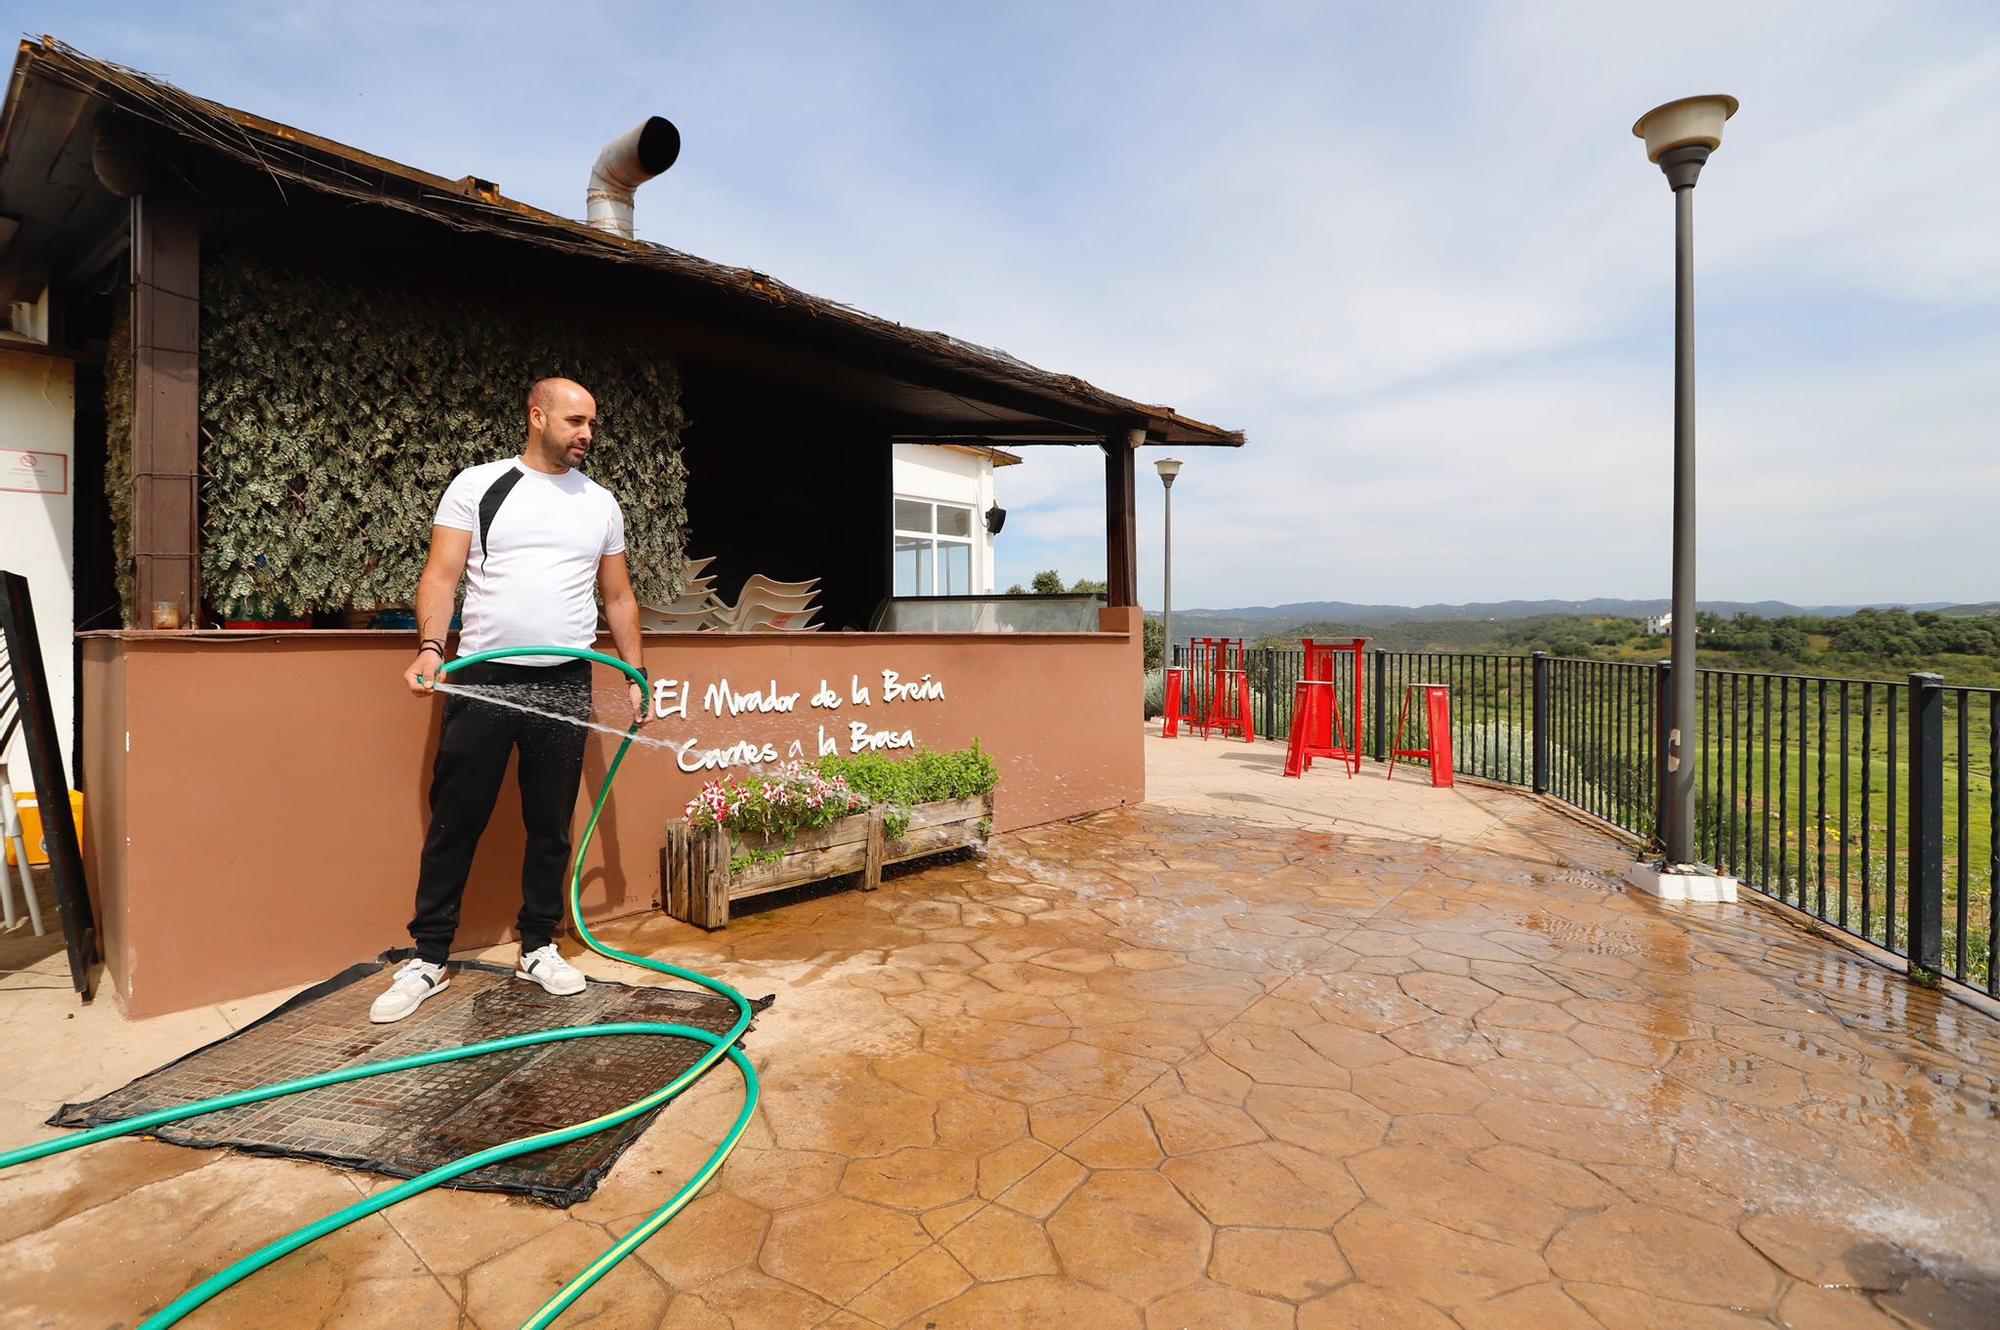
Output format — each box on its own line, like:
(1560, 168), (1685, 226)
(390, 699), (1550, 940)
(893, 497), (977, 596)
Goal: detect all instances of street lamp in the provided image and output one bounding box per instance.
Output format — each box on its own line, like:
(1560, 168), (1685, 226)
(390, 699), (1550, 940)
(1155, 458), (1182, 677)
(1633, 94), (1736, 888)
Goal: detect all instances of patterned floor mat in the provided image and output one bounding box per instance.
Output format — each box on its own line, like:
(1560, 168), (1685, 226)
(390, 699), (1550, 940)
(50, 955), (767, 1205)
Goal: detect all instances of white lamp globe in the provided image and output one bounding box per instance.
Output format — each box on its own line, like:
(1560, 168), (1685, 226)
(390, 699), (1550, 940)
(1633, 95), (1739, 162)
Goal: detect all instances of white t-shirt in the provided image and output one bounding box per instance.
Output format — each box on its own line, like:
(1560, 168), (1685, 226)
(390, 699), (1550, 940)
(434, 458), (627, 665)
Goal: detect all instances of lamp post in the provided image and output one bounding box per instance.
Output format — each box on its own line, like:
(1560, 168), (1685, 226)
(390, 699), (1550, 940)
(1634, 94), (1736, 870)
(1155, 458), (1182, 674)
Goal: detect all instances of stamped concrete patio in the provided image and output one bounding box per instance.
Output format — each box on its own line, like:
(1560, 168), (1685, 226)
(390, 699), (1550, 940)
(3, 729), (1998, 1328)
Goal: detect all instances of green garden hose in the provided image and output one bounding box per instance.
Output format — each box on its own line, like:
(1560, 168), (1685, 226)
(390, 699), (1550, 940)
(0, 646), (761, 1329)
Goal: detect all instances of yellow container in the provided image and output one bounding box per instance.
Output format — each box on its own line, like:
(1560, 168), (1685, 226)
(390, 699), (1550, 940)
(7, 790), (84, 867)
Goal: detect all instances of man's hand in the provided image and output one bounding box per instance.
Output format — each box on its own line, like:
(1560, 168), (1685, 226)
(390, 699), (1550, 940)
(629, 681), (651, 727)
(405, 648), (442, 697)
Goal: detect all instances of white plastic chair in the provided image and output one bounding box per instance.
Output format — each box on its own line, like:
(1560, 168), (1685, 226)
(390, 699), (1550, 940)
(726, 605), (821, 633)
(640, 602), (729, 632)
(641, 564), (826, 632)
(639, 557), (726, 630)
(720, 575), (821, 631)
(735, 573), (819, 600)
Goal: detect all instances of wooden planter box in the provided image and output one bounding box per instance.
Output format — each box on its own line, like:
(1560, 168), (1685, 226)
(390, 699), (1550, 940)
(660, 793), (993, 928)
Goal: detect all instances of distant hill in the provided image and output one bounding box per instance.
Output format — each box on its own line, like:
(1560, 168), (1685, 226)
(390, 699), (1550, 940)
(1158, 599), (1999, 653)
(1147, 600), (2000, 686)
(1168, 598), (1984, 626)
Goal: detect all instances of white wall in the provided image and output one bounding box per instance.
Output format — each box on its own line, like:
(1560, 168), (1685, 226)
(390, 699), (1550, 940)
(0, 349), (77, 783)
(891, 444), (998, 593)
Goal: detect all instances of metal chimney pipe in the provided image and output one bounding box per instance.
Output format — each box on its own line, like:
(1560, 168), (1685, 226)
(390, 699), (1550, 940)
(586, 117), (681, 238)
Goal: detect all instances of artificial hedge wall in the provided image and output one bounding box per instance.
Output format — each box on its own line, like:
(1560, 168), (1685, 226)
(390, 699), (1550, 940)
(111, 246), (692, 622)
(103, 298), (135, 619)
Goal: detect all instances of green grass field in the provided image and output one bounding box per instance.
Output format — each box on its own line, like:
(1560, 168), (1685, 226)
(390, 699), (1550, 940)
(1688, 679), (1993, 986)
(1522, 664), (1992, 991)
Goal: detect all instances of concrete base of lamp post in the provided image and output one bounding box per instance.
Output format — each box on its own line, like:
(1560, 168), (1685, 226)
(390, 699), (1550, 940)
(1625, 861), (1739, 903)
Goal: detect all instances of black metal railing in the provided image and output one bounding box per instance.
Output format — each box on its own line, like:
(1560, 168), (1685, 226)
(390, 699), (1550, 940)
(1375, 652), (1536, 786)
(1694, 670), (1901, 958)
(1539, 657), (1657, 835)
(1167, 643), (1997, 996)
(1684, 670), (1996, 994)
(1946, 683), (1998, 992)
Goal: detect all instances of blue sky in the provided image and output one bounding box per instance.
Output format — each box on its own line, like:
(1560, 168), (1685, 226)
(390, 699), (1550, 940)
(17, 1), (1999, 609)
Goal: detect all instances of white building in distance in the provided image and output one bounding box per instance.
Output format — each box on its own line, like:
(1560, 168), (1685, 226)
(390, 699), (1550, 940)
(890, 444), (1019, 597)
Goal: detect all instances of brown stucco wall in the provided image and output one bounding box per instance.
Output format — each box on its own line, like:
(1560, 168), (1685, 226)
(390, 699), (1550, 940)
(78, 643), (127, 990)
(79, 618), (1143, 1015)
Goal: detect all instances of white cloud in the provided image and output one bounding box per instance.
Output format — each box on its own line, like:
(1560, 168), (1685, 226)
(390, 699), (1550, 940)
(44, 0), (2000, 609)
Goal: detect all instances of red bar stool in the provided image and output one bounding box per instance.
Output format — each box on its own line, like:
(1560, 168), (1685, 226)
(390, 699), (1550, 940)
(1162, 665), (1194, 737)
(1197, 637), (1254, 742)
(1387, 683), (1454, 787)
(1283, 679), (1356, 778)
(1300, 638), (1365, 769)
(1185, 640), (1216, 737)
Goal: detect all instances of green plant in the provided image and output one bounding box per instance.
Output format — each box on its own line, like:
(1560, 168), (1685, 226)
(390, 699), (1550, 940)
(684, 762), (867, 844)
(153, 245), (693, 622)
(686, 745), (998, 856)
(729, 847), (783, 875)
(817, 742), (999, 807)
(820, 742), (999, 841)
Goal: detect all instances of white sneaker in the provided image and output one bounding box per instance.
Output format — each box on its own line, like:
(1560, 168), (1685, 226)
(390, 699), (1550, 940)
(516, 944), (586, 996)
(369, 959), (449, 1023)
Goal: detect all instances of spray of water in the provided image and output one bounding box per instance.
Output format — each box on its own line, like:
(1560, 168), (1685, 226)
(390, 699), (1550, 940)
(430, 681), (699, 757)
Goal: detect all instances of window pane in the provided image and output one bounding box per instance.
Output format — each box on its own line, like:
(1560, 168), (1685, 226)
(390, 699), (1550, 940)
(941, 541), (972, 596)
(894, 536), (934, 595)
(935, 503), (973, 538)
(894, 499), (932, 533)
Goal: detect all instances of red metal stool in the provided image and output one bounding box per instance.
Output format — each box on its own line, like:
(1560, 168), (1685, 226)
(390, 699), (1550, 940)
(1162, 665), (1194, 737)
(1301, 638), (1365, 768)
(1197, 637), (1254, 742)
(1386, 683), (1454, 787)
(1283, 679), (1357, 778)
(1183, 641), (1214, 736)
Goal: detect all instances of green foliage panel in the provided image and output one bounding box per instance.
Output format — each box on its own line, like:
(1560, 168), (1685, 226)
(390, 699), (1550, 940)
(187, 248), (690, 619)
(104, 301), (135, 620)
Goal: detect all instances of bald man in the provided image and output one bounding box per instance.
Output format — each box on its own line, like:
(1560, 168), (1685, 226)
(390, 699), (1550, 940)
(373, 378), (648, 1023)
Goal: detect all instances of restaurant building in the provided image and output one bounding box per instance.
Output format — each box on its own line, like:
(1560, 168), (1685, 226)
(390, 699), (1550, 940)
(0, 40), (1241, 1015)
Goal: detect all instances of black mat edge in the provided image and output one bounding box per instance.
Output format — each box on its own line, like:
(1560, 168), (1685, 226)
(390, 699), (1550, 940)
(46, 950), (772, 1207)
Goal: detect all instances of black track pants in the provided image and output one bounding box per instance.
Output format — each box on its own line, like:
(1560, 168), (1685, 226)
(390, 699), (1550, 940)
(409, 659), (591, 964)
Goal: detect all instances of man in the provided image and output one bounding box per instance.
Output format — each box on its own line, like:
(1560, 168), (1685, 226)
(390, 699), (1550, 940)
(371, 377), (649, 1023)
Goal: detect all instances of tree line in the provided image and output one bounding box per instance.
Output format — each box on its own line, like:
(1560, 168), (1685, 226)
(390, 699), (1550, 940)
(1021, 567), (1998, 686)
(1219, 608), (2000, 687)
